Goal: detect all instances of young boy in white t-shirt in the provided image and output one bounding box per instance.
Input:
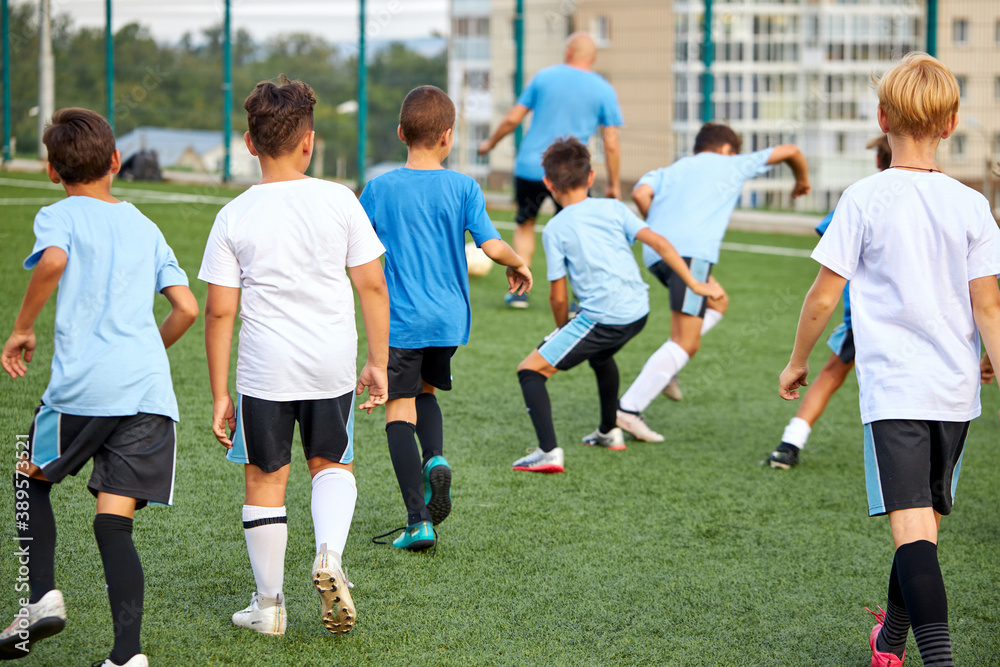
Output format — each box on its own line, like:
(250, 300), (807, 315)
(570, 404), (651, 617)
(200, 76), (389, 636)
(779, 53), (1000, 666)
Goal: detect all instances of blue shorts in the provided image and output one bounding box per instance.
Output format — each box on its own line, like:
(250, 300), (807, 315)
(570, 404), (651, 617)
(537, 314), (647, 371)
(826, 323), (855, 364)
(648, 257), (713, 318)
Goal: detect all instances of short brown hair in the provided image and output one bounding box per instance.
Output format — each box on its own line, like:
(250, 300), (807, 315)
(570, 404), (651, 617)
(399, 86), (455, 148)
(43, 108), (116, 184)
(866, 134), (892, 169)
(542, 137), (591, 191)
(874, 52), (959, 139)
(693, 123), (742, 154)
(244, 75), (316, 157)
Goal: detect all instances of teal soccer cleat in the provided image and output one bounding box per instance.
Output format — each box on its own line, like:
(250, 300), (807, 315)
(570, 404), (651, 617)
(423, 456), (452, 526)
(392, 521), (436, 552)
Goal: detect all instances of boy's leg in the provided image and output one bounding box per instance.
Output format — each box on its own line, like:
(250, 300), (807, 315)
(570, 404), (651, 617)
(619, 311), (700, 415)
(517, 351), (559, 452)
(15, 467), (56, 604)
(591, 357), (619, 434)
(243, 464), (291, 600)
(307, 459), (357, 634)
(93, 492), (141, 667)
(385, 398), (432, 526)
(415, 385), (443, 464)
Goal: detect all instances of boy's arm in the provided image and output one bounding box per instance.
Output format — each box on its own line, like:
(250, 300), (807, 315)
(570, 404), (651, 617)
(348, 258), (390, 414)
(478, 105), (529, 155)
(479, 238), (533, 296)
(779, 266), (847, 400)
(204, 284), (240, 447)
(767, 144), (811, 199)
(631, 184), (654, 218)
(981, 352), (995, 384)
(159, 285), (199, 349)
(1, 247), (67, 379)
(601, 126), (622, 199)
(549, 277), (570, 328)
(970, 277), (1000, 388)
(634, 228), (723, 300)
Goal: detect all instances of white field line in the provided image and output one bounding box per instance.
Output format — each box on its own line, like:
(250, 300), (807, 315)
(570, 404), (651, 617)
(491, 220), (813, 259)
(0, 177), (233, 205)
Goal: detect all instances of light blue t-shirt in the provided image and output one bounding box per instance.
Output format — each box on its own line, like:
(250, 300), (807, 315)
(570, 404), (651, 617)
(542, 198), (649, 326)
(515, 64), (624, 182)
(816, 210), (851, 326)
(23, 197), (188, 420)
(360, 168), (501, 348)
(638, 148), (774, 266)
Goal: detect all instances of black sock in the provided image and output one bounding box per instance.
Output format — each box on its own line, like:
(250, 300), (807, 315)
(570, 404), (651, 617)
(415, 393), (444, 464)
(15, 475), (56, 604)
(518, 369), (557, 453)
(896, 540), (952, 666)
(93, 514), (143, 666)
(876, 557), (910, 658)
(590, 358), (619, 434)
(386, 421), (431, 525)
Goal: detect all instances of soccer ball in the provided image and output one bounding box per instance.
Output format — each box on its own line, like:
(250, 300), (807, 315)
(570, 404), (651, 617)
(465, 242), (493, 277)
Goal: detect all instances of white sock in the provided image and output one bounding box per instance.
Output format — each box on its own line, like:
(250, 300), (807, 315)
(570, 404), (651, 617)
(242, 505), (287, 599)
(620, 340), (690, 413)
(701, 308), (723, 334)
(311, 468), (357, 559)
(781, 417), (812, 449)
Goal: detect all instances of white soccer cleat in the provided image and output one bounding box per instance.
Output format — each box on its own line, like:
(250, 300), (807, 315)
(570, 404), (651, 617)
(0, 589), (66, 659)
(96, 654), (150, 667)
(582, 427), (626, 450)
(512, 446), (565, 473)
(312, 552), (356, 635)
(616, 410), (665, 442)
(662, 377), (683, 401)
(232, 592), (286, 636)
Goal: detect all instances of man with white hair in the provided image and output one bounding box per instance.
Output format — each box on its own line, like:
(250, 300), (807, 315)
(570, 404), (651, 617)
(479, 32), (623, 308)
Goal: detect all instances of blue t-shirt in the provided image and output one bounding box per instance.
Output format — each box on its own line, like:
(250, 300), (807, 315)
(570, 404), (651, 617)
(23, 197), (188, 420)
(359, 168), (501, 348)
(542, 198), (649, 326)
(515, 64), (624, 182)
(638, 149), (774, 266)
(816, 210), (851, 326)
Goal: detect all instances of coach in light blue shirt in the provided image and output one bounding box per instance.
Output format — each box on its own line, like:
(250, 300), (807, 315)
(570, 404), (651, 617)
(478, 32), (623, 308)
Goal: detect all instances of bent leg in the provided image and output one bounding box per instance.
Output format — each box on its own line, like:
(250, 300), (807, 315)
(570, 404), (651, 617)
(518, 351), (559, 452)
(619, 313), (700, 414)
(93, 503), (142, 666)
(514, 219), (537, 268)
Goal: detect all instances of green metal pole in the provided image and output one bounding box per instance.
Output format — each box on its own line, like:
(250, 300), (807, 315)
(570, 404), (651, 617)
(926, 0), (937, 57)
(222, 0), (232, 182)
(701, 0), (714, 124)
(513, 0), (524, 149)
(2, 0), (10, 161)
(105, 0), (114, 133)
(357, 0), (367, 189)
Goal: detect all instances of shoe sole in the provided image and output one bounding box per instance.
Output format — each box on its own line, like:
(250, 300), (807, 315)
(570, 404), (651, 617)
(0, 617), (66, 659)
(313, 568), (356, 634)
(393, 537), (436, 551)
(426, 464), (452, 526)
(768, 459), (794, 470)
(615, 421), (664, 443)
(512, 464), (564, 473)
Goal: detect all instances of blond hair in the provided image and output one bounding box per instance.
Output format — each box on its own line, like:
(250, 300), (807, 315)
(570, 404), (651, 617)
(873, 52), (959, 139)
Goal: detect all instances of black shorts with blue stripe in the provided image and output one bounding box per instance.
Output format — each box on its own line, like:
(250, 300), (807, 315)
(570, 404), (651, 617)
(537, 313), (647, 371)
(648, 257), (713, 318)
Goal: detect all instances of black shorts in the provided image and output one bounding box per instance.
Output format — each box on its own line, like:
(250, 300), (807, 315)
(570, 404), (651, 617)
(826, 324), (855, 364)
(388, 346), (458, 400)
(25, 405), (176, 509)
(537, 314), (647, 371)
(515, 177), (563, 224)
(648, 257), (714, 318)
(864, 419), (970, 517)
(230, 392), (356, 473)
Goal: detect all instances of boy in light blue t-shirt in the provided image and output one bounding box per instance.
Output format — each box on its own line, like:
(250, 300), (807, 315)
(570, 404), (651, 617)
(360, 86), (532, 550)
(0, 108), (198, 667)
(512, 137), (722, 473)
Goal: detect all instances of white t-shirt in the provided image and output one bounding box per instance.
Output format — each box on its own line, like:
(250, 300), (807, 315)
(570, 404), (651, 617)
(813, 170), (1000, 423)
(199, 178), (385, 401)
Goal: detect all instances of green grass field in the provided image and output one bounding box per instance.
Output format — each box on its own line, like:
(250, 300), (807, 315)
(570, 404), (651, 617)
(0, 172), (998, 666)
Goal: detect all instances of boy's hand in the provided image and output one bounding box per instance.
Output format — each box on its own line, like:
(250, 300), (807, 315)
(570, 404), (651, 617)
(356, 363), (388, 414)
(791, 179), (811, 199)
(212, 395), (236, 448)
(981, 353), (995, 384)
(506, 264), (533, 296)
(779, 362), (809, 400)
(2, 330), (37, 379)
(692, 281), (725, 300)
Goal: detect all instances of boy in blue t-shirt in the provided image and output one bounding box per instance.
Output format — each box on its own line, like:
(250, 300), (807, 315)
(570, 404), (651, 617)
(512, 138), (723, 473)
(0, 108), (199, 667)
(360, 86), (532, 550)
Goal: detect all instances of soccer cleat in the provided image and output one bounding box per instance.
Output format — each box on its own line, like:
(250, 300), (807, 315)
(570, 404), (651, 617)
(767, 443), (801, 470)
(423, 456), (452, 526)
(615, 410), (664, 442)
(231, 592), (286, 636)
(866, 606), (906, 667)
(662, 376), (683, 401)
(392, 521), (436, 552)
(581, 427), (626, 450)
(93, 654), (150, 667)
(512, 447), (565, 473)
(504, 292), (528, 309)
(312, 552), (356, 634)
(0, 589), (66, 659)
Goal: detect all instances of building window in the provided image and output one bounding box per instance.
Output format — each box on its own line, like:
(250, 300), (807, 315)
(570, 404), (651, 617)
(951, 133), (966, 160)
(591, 16), (610, 48)
(956, 76), (967, 100)
(953, 19), (969, 46)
